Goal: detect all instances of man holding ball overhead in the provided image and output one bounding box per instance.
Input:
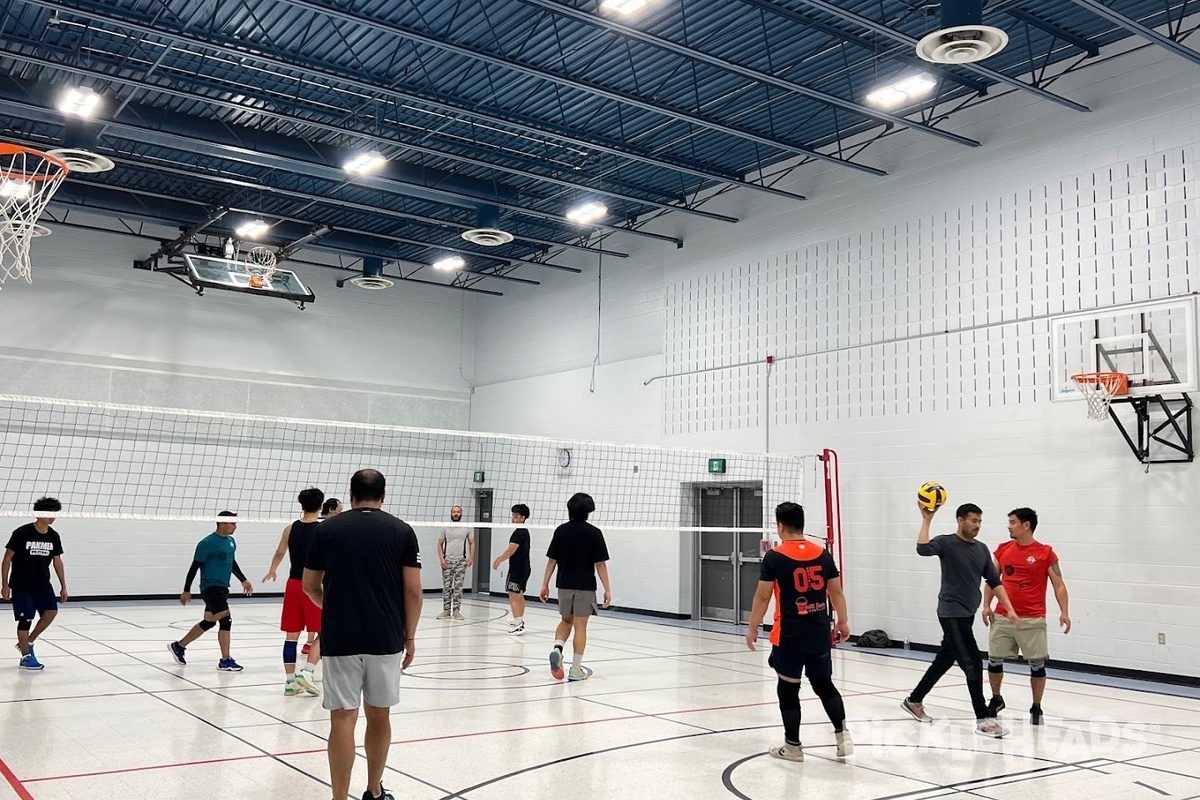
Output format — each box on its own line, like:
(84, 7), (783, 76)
(901, 498), (1020, 739)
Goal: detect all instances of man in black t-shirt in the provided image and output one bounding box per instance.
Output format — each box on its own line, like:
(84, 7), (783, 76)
(539, 493), (611, 682)
(747, 502), (851, 762)
(263, 487), (325, 697)
(492, 503), (532, 635)
(304, 469), (422, 800)
(2, 497), (67, 671)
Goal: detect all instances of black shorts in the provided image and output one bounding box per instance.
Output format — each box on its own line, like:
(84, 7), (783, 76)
(11, 585), (57, 621)
(201, 587), (230, 616)
(506, 571), (530, 594)
(768, 646), (833, 681)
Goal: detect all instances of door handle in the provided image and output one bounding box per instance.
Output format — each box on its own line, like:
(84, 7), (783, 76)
(730, 551), (738, 566)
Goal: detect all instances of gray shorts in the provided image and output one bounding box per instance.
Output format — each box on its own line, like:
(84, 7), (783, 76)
(322, 653), (404, 711)
(558, 589), (598, 619)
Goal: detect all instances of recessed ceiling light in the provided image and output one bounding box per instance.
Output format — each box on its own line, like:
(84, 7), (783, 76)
(566, 201), (608, 225)
(601, 0), (650, 15)
(57, 87), (101, 118)
(865, 74), (937, 109)
(235, 218), (270, 239)
(343, 151), (387, 176)
(433, 255), (465, 272)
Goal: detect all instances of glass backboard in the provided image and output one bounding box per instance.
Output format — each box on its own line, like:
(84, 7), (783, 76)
(182, 253), (315, 305)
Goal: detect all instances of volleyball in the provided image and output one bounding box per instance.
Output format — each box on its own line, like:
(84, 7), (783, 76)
(917, 481), (947, 511)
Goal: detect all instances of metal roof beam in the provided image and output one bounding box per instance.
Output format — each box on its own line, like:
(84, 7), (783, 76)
(1068, 0), (1200, 67)
(761, 0), (1091, 113)
(20, 0), (810, 202)
(277, 0), (886, 177)
(1004, 8), (1100, 58)
(519, 0), (979, 149)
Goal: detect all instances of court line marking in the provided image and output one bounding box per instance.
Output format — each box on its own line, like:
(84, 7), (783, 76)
(0, 757), (35, 800)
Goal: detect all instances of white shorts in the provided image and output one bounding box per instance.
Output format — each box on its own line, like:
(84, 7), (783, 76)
(322, 653), (404, 711)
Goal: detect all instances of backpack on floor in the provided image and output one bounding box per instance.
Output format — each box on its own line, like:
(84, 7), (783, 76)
(855, 629), (892, 648)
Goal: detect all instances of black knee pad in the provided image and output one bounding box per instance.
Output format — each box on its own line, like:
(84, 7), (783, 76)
(987, 660), (1005, 674)
(198, 619), (216, 631)
(1030, 660), (1047, 678)
(809, 676), (839, 699)
(16, 619), (32, 632)
(776, 678), (801, 709)
(218, 616), (232, 631)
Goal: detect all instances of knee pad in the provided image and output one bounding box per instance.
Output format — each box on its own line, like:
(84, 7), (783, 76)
(809, 676), (839, 699)
(218, 616), (232, 631)
(198, 619), (216, 632)
(987, 659), (1005, 673)
(283, 640), (298, 664)
(776, 678), (801, 709)
(16, 619), (32, 632)
(1030, 660), (1047, 678)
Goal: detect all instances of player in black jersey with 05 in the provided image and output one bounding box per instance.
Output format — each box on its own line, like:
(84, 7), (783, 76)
(264, 487), (325, 696)
(747, 502), (852, 762)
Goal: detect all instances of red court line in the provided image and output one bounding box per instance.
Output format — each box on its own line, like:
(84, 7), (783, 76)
(0, 756), (36, 800)
(24, 687), (901, 785)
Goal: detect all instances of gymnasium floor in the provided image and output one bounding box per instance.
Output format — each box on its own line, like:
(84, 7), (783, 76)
(1, 597), (1198, 800)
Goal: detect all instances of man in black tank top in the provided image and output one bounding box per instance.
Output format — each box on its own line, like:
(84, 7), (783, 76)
(264, 487), (325, 696)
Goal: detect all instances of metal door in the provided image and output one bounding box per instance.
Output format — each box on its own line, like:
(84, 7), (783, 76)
(697, 485), (764, 623)
(473, 489), (493, 594)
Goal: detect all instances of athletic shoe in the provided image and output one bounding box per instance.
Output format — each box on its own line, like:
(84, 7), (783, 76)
(301, 643), (312, 656)
(437, 611), (451, 620)
(549, 647), (565, 680)
(217, 658), (244, 672)
(975, 718), (1008, 738)
(835, 730), (854, 758)
(768, 742), (804, 762)
(294, 672), (320, 696)
(361, 786), (394, 800)
(901, 698), (932, 723)
(1030, 704), (1044, 726)
(567, 666), (589, 682)
(508, 622), (525, 636)
(451, 612), (465, 621)
(168, 642), (187, 665)
(18, 653), (44, 671)
(284, 681), (300, 696)
(987, 695), (1006, 716)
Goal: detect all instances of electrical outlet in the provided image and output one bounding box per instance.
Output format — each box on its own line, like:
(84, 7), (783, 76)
(1158, 632), (1166, 645)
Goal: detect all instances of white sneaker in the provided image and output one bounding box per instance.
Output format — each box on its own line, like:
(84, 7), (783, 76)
(451, 612), (465, 621)
(976, 718), (1008, 739)
(437, 611), (451, 620)
(508, 622), (525, 635)
(835, 730), (854, 758)
(768, 742), (804, 762)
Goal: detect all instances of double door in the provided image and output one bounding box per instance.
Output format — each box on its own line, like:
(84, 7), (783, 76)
(696, 485), (765, 624)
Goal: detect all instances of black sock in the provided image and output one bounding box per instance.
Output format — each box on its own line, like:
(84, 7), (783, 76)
(777, 678), (801, 745)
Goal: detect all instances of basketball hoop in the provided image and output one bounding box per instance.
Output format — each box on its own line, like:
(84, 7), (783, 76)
(243, 245), (278, 289)
(0, 144), (69, 288)
(1070, 371), (1129, 421)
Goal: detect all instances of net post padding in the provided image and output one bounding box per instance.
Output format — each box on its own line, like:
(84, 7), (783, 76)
(1070, 371), (1129, 421)
(0, 144), (69, 287)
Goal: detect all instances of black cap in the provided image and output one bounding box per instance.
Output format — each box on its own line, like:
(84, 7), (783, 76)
(217, 510), (237, 518)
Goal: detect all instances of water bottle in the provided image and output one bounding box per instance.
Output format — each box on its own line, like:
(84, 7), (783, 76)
(903, 636), (911, 651)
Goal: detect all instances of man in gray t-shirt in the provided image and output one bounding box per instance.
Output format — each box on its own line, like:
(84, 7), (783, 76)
(901, 502), (1019, 739)
(437, 506), (474, 621)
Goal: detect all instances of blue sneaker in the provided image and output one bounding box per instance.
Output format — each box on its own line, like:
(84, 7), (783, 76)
(19, 653), (44, 671)
(549, 647), (564, 680)
(217, 658), (243, 672)
(168, 642), (186, 665)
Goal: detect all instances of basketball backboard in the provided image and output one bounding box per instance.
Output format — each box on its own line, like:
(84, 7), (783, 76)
(1051, 297), (1197, 400)
(180, 253), (315, 307)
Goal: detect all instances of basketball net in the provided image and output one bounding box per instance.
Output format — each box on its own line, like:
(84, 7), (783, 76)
(0, 145), (69, 288)
(1070, 372), (1128, 421)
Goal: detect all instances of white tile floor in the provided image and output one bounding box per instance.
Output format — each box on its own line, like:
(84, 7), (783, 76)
(1, 597), (1198, 800)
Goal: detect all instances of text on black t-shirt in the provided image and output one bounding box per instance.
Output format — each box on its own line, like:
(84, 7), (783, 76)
(546, 520), (609, 591)
(4, 524), (64, 591)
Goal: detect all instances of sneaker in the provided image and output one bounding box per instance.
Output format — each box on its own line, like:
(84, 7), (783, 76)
(901, 698), (932, 723)
(987, 695), (1006, 716)
(284, 681), (300, 697)
(452, 612), (465, 621)
(19, 653), (44, 671)
(1030, 704), (1044, 726)
(301, 643), (312, 656)
(361, 786), (395, 800)
(168, 642), (187, 666)
(975, 718), (1008, 739)
(835, 730), (854, 758)
(437, 611), (451, 620)
(567, 666), (590, 682)
(768, 742), (804, 762)
(294, 671), (320, 696)
(508, 622), (525, 636)
(549, 647), (565, 680)
(217, 658), (244, 672)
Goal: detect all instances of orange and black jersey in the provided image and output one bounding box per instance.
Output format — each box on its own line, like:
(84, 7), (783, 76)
(760, 539), (840, 653)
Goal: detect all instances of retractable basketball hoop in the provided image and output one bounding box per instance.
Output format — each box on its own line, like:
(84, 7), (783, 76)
(0, 144), (69, 288)
(1070, 371), (1129, 421)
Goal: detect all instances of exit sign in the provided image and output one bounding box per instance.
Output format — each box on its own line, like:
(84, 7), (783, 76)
(473, 471), (485, 483)
(708, 458), (726, 474)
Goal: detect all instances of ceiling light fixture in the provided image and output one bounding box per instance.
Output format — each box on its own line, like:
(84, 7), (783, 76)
(566, 201), (608, 225)
(600, 0), (650, 14)
(432, 255), (465, 272)
(57, 86), (101, 118)
(343, 150), (387, 176)
(865, 75), (937, 109)
(235, 218), (270, 239)
(0, 179), (33, 200)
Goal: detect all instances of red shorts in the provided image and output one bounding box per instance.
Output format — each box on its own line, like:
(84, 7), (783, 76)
(281, 578), (321, 633)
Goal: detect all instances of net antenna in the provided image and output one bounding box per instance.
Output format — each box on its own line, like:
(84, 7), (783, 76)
(1070, 371), (1128, 421)
(243, 245), (278, 289)
(0, 144), (69, 288)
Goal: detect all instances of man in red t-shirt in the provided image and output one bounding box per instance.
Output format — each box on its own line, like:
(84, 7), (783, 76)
(982, 507), (1071, 725)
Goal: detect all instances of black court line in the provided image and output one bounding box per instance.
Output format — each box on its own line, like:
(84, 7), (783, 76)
(1135, 781), (1173, 795)
(579, 695), (718, 734)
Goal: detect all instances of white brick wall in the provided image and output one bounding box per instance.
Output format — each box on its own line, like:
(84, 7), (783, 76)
(471, 41), (1200, 677)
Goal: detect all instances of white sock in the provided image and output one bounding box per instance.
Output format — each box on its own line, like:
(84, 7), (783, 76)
(302, 664), (316, 675)
(553, 639), (565, 651)
(572, 652), (583, 669)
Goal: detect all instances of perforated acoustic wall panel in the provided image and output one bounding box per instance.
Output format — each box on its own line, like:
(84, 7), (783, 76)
(664, 148), (1196, 433)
